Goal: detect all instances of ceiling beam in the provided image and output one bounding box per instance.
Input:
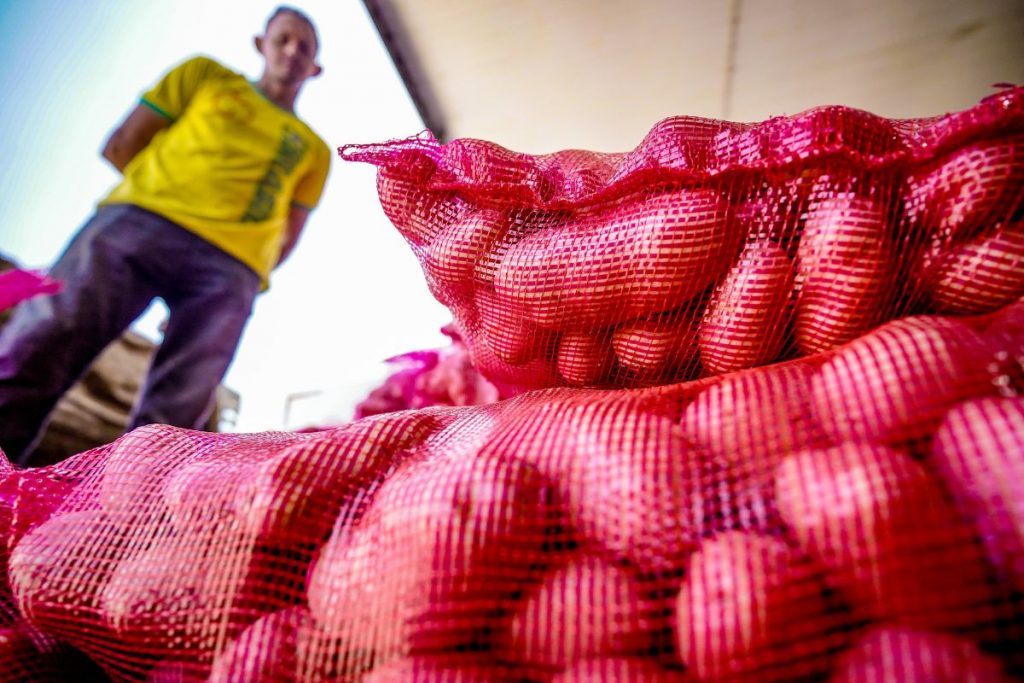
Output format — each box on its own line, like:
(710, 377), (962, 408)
(362, 0), (448, 141)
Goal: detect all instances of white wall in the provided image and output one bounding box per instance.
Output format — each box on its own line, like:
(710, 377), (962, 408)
(389, 0), (1024, 153)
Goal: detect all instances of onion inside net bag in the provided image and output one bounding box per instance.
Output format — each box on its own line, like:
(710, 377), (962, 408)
(0, 89), (1021, 682)
(344, 86), (1024, 394)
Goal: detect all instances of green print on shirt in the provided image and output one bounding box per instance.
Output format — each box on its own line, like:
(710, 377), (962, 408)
(241, 124), (308, 222)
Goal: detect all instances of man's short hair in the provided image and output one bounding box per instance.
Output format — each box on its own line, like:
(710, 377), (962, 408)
(266, 5), (320, 53)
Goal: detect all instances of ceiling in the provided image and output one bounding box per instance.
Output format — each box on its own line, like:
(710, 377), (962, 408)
(364, 0), (1024, 154)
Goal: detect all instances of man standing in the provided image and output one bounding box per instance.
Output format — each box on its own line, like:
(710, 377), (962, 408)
(0, 6), (331, 464)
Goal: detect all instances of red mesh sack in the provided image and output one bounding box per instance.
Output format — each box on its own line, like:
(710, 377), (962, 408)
(0, 617), (109, 682)
(352, 349), (442, 419)
(353, 325), (499, 420)
(0, 269), (62, 313)
(1, 479), (109, 683)
(0, 451), (80, 622)
(341, 87), (1024, 393)
(0, 300), (1021, 681)
(2, 414), (445, 680)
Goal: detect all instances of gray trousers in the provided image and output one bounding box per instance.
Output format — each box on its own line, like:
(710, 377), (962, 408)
(0, 204), (260, 465)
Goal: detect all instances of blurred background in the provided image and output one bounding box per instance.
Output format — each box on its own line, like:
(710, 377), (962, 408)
(0, 0), (1021, 441)
(0, 0), (446, 437)
(371, 0), (1024, 151)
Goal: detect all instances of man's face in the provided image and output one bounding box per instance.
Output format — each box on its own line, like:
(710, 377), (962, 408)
(259, 13), (321, 85)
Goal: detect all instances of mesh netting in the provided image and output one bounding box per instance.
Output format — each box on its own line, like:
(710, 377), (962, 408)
(2, 304), (1023, 681)
(342, 86), (1024, 394)
(0, 90), (1022, 682)
(0, 269), (62, 314)
(353, 326), (499, 421)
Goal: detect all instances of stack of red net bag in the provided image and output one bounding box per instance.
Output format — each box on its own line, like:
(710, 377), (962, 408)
(352, 325), (499, 420)
(0, 269), (61, 314)
(1, 87), (1022, 682)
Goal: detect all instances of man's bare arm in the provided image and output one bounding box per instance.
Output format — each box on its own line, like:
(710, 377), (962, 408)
(101, 105), (170, 173)
(276, 204), (311, 268)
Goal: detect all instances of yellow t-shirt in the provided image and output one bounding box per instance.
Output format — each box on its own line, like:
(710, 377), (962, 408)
(101, 55), (331, 284)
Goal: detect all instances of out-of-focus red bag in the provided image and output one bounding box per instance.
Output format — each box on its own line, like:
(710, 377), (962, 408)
(0, 269), (61, 313)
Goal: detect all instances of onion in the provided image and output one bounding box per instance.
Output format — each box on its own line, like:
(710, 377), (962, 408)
(502, 553), (654, 671)
(828, 626), (1008, 683)
(794, 193), (895, 354)
(930, 396), (1024, 592)
(809, 315), (990, 443)
(676, 531), (836, 682)
(775, 443), (996, 631)
(700, 238), (795, 373)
